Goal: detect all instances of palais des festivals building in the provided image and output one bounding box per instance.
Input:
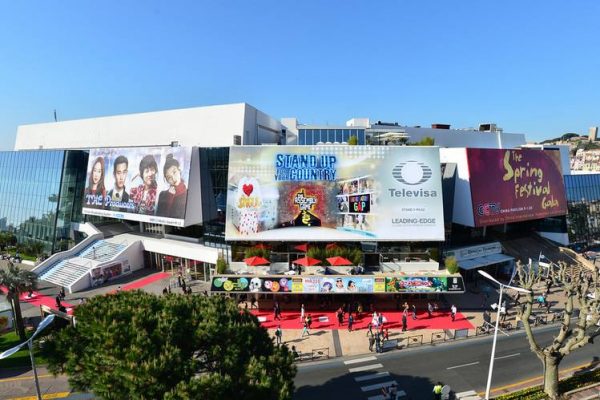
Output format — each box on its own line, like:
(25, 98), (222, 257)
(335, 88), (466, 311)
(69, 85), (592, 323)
(1, 103), (598, 295)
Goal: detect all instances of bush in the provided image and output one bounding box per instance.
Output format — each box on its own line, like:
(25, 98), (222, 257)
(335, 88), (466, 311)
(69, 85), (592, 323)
(216, 257), (228, 274)
(444, 256), (459, 274)
(243, 248), (270, 259)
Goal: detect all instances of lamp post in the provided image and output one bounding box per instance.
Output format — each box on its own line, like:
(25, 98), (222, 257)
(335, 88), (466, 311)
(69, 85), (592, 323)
(0, 314), (55, 400)
(478, 270), (530, 400)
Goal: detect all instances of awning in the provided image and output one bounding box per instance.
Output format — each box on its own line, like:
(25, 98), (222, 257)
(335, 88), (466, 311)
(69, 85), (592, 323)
(458, 253), (514, 270)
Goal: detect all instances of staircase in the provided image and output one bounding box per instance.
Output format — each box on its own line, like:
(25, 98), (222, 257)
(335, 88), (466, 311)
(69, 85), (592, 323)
(36, 239), (127, 290)
(39, 260), (93, 288)
(79, 240), (126, 262)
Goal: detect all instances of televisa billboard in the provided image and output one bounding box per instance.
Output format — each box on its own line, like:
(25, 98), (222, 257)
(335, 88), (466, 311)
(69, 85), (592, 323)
(225, 146), (445, 241)
(467, 148), (567, 227)
(82, 146), (192, 227)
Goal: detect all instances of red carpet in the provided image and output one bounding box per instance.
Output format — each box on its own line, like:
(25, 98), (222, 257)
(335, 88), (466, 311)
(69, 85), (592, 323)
(249, 309), (474, 331)
(0, 287), (75, 316)
(121, 272), (171, 291)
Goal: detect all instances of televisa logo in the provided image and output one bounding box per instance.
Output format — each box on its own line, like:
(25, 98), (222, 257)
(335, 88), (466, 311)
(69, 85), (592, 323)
(389, 160), (437, 197)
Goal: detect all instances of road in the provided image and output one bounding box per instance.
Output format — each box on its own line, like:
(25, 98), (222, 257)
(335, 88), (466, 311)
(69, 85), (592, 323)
(294, 325), (600, 399)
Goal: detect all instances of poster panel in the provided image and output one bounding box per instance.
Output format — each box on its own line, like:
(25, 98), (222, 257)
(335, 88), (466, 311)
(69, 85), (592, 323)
(384, 277), (448, 293)
(467, 148), (568, 227)
(210, 275), (464, 293)
(82, 146), (192, 227)
(225, 146), (444, 241)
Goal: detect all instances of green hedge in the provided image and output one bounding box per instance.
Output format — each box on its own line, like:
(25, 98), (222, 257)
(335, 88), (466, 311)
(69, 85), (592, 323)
(496, 368), (600, 399)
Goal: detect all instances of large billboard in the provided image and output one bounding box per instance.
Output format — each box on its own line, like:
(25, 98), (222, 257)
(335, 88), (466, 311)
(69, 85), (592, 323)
(210, 275), (464, 294)
(82, 146), (192, 227)
(467, 148), (567, 227)
(225, 146), (444, 241)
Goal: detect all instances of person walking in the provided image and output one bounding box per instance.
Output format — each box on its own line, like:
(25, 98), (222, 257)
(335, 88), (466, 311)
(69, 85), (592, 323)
(411, 304), (417, 320)
(300, 303), (305, 322)
(275, 326), (282, 345)
(274, 301), (281, 320)
(337, 308), (344, 326)
(368, 335), (375, 352)
(375, 332), (382, 353)
(306, 314), (313, 330)
(250, 297), (257, 309)
(402, 311), (408, 332)
(427, 302), (433, 318)
(451, 304), (457, 322)
(348, 314), (354, 332)
(367, 322), (373, 337)
(433, 382), (443, 400)
(301, 320), (310, 337)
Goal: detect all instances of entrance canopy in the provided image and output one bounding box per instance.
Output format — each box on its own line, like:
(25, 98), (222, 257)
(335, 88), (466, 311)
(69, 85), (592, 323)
(458, 253), (514, 270)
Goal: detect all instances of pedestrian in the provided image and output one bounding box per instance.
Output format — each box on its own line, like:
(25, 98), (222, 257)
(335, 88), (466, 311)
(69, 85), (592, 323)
(546, 299), (552, 314)
(348, 314), (354, 332)
(306, 314), (312, 329)
(300, 303), (305, 322)
(378, 312), (384, 327)
(337, 308), (344, 326)
(181, 280), (187, 294)
(92, 246), (96, 259)
(375, 332), (382, 353)
(275, 326), (282, 345)
(411, 304), (417, 320)
(301, 320), (310, 337)
(368, 335), (375, 352)
(427, 302), (433, 318)
(451, 304), (457, 322)
(59, 287), (66, 300)
(291, 345), (299, 359)
(384, 327), (389, 341)
(251, 297), (257, 309)
(162, 287), (168, 295)
(367, 322), (373, 337)
(381, 385), (391, 399)
(55, 295), (62, 308)
(389, 383), (398, 400)
(357, 302), (363, 318)
(274, 301), (281, 320)
(402, 311), (407, 332)
(514, 292), (521, 306)
(433, 382), (443, 400)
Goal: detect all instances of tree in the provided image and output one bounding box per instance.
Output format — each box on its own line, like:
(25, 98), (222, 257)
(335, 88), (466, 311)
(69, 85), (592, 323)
(0, 261), (38, 341)
(411, 136), (435, 146)
(347, 135), (358, 145)
(516, 260), (599, 399)
(444, 256), (459, 274)
(42, 291), (296, 399)
(0, 232), (17, 251)
(216, 256), (228, 274)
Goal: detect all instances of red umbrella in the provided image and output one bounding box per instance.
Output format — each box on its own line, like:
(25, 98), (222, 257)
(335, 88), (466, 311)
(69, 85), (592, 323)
(244, 256), (270, 266)
(294, 243), (309, 252)
(252, 244), (270, 250)
(326, 243), (341, 251)
(326, 256), (353, 266)
(293, 256), (321, 266)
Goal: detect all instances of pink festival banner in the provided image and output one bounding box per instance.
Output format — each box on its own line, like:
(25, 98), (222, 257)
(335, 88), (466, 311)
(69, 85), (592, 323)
(467, 148), (567, 227)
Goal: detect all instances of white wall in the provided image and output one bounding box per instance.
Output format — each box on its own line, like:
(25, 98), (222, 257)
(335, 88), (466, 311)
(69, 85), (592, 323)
(402, 127), (526, 149)
(440, 148), (475, 227)
(15, 103), (283, 150)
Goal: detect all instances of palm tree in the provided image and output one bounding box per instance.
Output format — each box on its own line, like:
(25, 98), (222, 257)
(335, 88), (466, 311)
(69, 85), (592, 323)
(0, 261), (38, 341)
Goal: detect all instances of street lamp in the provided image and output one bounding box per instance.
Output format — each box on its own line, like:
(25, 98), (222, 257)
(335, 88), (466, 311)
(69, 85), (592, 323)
(478, 270), (531, 400)
(0, 314), (55, 400)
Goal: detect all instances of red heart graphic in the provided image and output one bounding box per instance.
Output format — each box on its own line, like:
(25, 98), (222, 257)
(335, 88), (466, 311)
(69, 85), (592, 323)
(242, 184), (254, 197)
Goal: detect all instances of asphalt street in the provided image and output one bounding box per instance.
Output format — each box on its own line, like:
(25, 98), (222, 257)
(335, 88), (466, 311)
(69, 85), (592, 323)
(294, 324), (600, 399)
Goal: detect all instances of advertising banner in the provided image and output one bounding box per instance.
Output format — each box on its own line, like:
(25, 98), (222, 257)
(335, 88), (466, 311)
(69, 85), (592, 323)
(82, 146), (192, 227)
(385, 276), (448, 293)
(225, 146), (444, 241)
(467, 149), (567, 227)
(210, 275), (464, 293)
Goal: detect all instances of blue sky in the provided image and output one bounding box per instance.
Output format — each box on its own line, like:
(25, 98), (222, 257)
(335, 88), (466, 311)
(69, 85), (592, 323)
(1, 1), (599, 149)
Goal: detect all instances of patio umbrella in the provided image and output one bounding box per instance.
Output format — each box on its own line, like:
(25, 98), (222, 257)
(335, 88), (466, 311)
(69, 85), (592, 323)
(244, 256), (270, 266)
(294, 243), (309, 252)
(326, 256), (353, 266)
(326, 243), (341, 251)
(292, 256), (321, 266)
(252, 243), (270, 250)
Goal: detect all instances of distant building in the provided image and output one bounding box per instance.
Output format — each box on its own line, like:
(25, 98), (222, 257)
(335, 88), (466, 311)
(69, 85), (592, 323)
(571, 149), (600, 172)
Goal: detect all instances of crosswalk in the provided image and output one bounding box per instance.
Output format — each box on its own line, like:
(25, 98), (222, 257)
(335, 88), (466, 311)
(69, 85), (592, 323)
(343, 356), (407, 399)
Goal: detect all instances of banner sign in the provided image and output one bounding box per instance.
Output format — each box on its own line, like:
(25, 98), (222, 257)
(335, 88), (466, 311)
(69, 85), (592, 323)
(82, 146), (192, 227)
(225, 146), (444, 241)
(210, 275), (464, 294)
(467, 149), (567, 227)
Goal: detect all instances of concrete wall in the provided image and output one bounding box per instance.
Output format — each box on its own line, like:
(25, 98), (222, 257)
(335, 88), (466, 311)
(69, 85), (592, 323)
(440, 148), (475, 227)
(15, 103), (283, 150)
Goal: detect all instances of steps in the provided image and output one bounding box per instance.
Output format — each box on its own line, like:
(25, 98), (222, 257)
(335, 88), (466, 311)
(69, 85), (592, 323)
(79, 240), (126, 262)
(40, 261), (92, 288)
